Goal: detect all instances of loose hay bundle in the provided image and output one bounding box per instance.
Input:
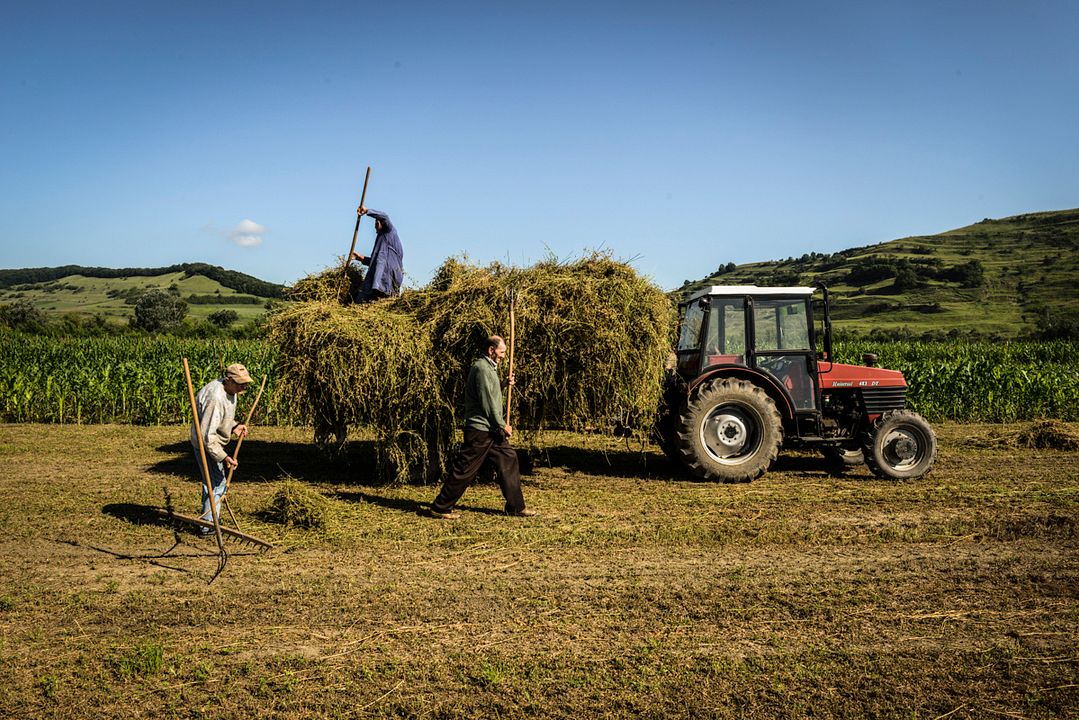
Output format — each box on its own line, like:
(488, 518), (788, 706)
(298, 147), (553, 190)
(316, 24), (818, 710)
(1016, 420), (1079, 451)
(288, 263), (364, 305)
(269, 253), (674, 482)
(263, 478), (334, 529)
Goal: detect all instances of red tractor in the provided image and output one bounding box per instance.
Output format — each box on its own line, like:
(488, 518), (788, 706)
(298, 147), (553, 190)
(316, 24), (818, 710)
(658, 285), (937, 482)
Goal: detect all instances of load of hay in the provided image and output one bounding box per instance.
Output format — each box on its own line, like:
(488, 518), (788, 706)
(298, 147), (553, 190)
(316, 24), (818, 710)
(269, 253), (674, 482)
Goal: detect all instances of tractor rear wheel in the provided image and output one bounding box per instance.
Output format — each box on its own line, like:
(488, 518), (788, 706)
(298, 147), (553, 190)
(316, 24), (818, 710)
(677, 378), (782, 482)
(861, 410), (937, 480)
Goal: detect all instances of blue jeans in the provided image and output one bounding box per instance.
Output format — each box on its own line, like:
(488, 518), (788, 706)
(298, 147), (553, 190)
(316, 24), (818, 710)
(195, 454), (228, 523)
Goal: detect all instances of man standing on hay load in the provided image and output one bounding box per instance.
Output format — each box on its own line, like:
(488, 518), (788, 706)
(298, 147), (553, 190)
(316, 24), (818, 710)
(430, 336), (536, 519)
(349, 205), (403, 303)
(191, 363), (251, 535)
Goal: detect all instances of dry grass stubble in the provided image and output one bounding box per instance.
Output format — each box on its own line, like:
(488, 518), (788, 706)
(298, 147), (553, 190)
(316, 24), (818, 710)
(0, 422), (1076, 718)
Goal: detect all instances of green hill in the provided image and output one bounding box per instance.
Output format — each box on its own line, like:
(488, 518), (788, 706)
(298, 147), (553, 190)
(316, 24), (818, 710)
(0, 264), (286, 325)
(678, 208), (1079, 338)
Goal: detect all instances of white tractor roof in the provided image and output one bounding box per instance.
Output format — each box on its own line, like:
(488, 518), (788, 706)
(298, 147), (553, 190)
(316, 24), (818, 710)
(685, 285), (816, 303)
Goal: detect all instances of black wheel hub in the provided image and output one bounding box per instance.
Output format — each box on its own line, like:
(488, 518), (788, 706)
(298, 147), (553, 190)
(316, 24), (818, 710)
(890, 436), (917, 461)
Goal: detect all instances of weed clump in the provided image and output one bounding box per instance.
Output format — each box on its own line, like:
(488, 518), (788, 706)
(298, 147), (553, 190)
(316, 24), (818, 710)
(268, 253), (674, 483)
(1016, 420), (1079, 451)
(262, 479), (334, 530)
(116, 641), (164, 679)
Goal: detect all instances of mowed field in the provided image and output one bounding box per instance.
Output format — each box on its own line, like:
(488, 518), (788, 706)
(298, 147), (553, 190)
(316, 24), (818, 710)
(0, 423), (1076, 719)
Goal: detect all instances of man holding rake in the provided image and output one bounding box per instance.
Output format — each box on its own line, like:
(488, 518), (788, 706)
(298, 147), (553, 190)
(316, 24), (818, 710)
(190, 363), (251, 534)
(430, 335), (535, 520)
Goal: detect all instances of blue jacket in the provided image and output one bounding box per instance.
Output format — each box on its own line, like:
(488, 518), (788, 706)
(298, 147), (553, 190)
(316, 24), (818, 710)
(358, 208), (404, 296)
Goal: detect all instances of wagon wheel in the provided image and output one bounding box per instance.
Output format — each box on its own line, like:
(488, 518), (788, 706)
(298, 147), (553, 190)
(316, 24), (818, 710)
(821, 445), (865, 468)
(313, 416), (348, 455)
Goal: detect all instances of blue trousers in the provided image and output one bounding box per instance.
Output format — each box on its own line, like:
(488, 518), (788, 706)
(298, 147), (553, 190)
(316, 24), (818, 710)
(195, 455), (228, 523)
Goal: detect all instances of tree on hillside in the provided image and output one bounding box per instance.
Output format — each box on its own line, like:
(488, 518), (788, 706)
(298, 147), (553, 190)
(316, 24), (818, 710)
(0, 299), (48, 332)
(944, 260), (985, 288)
(892, 262), (923, 292)
(208, 309), (240, 328)
(133, 290), (187, 332)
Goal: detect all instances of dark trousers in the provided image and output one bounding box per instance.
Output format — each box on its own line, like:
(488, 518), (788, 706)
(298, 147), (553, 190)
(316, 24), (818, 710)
(432, 427), (526, 514)
(352, 287), (388, 304)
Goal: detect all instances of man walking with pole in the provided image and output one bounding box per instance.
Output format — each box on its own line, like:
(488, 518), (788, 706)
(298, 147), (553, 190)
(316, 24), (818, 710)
(430, 336), (535, 519)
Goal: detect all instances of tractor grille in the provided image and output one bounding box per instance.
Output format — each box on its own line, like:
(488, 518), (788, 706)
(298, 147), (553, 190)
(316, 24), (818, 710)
(860, 387), (906, 414)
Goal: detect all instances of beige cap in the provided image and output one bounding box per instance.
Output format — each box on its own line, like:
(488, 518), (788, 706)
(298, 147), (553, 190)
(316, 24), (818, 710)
(225, 363), (253, 385)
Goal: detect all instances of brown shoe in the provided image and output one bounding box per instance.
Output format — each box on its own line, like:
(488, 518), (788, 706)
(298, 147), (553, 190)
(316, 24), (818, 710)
(429, 508), (461, 520)
(508, 508), (538, 517)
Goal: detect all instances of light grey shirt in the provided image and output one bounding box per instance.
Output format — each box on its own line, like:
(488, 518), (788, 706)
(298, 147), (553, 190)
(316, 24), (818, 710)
(189, 378), (238, 463)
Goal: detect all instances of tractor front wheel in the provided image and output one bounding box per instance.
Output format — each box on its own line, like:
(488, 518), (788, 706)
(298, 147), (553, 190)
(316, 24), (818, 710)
(862, 410), (937, 480)
(677, 378), (782, 482)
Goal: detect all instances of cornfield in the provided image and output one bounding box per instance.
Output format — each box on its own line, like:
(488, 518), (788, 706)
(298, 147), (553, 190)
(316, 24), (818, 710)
(0, 329), (1075, 426)
(0, 331), (290, 425)
(834, 339), (1079, 422)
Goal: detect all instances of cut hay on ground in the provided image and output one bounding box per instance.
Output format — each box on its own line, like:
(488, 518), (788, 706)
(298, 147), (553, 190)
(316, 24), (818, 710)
(269, 253), (674, 483)
(261, 478), (335, 529)
(1016, 419), (1079, 451)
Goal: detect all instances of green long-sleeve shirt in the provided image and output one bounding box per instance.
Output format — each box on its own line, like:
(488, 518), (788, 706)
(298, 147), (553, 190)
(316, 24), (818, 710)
(462, 356), (505, 432)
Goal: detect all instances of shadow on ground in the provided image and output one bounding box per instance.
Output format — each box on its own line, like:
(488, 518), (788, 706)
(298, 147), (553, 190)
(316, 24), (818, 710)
(149, 439), (392, 485)
(150, 437), (868, 488)
(102, 501), (212, 538)
(333, 490), (508, 517)
(526, 443), (669, 479)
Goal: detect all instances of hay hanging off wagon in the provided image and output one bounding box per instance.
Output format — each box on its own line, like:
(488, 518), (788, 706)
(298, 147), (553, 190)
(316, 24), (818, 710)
(268, 292), (453, 478)
(268, 253), (674, 483)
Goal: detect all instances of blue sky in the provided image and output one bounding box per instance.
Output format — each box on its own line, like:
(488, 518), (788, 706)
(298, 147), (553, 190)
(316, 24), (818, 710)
(2, 1), (1077, 291)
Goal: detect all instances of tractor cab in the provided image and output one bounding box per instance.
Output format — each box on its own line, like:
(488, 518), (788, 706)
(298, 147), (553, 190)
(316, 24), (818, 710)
(676, 285), (819, 416)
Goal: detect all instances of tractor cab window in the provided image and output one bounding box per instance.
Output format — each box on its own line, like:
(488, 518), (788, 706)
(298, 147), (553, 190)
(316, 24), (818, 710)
(676, 300), (706, 375)
(677, 302), (705, 351)
(753, 299), (810, 351)
(753, 298), (815, 411)
(703, 298), (746, 366)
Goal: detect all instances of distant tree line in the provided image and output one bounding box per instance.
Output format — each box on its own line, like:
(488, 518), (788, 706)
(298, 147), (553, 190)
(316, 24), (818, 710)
(843, 258), (984, 290)
(0, 263), (286, 298)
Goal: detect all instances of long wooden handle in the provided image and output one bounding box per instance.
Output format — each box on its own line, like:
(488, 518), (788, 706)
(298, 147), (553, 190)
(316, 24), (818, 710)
(344, 166), (372, 270)
(505, 293), (516, 424)
(224, 374), (267, 490)
(183, 358), (225, 553)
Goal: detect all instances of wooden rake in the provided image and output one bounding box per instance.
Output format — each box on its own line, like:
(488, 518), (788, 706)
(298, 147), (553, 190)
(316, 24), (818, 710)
(505, 287), (521, 426)
(183, 357), (229, 580)
(220, 374), (268, 532)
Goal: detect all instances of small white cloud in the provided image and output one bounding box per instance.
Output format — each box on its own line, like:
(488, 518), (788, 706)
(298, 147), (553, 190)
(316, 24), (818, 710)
(228, 219), (267, 248)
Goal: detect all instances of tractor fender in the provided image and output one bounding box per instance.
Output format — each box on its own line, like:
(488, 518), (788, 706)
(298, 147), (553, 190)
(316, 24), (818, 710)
(688, 366), (795, 419)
